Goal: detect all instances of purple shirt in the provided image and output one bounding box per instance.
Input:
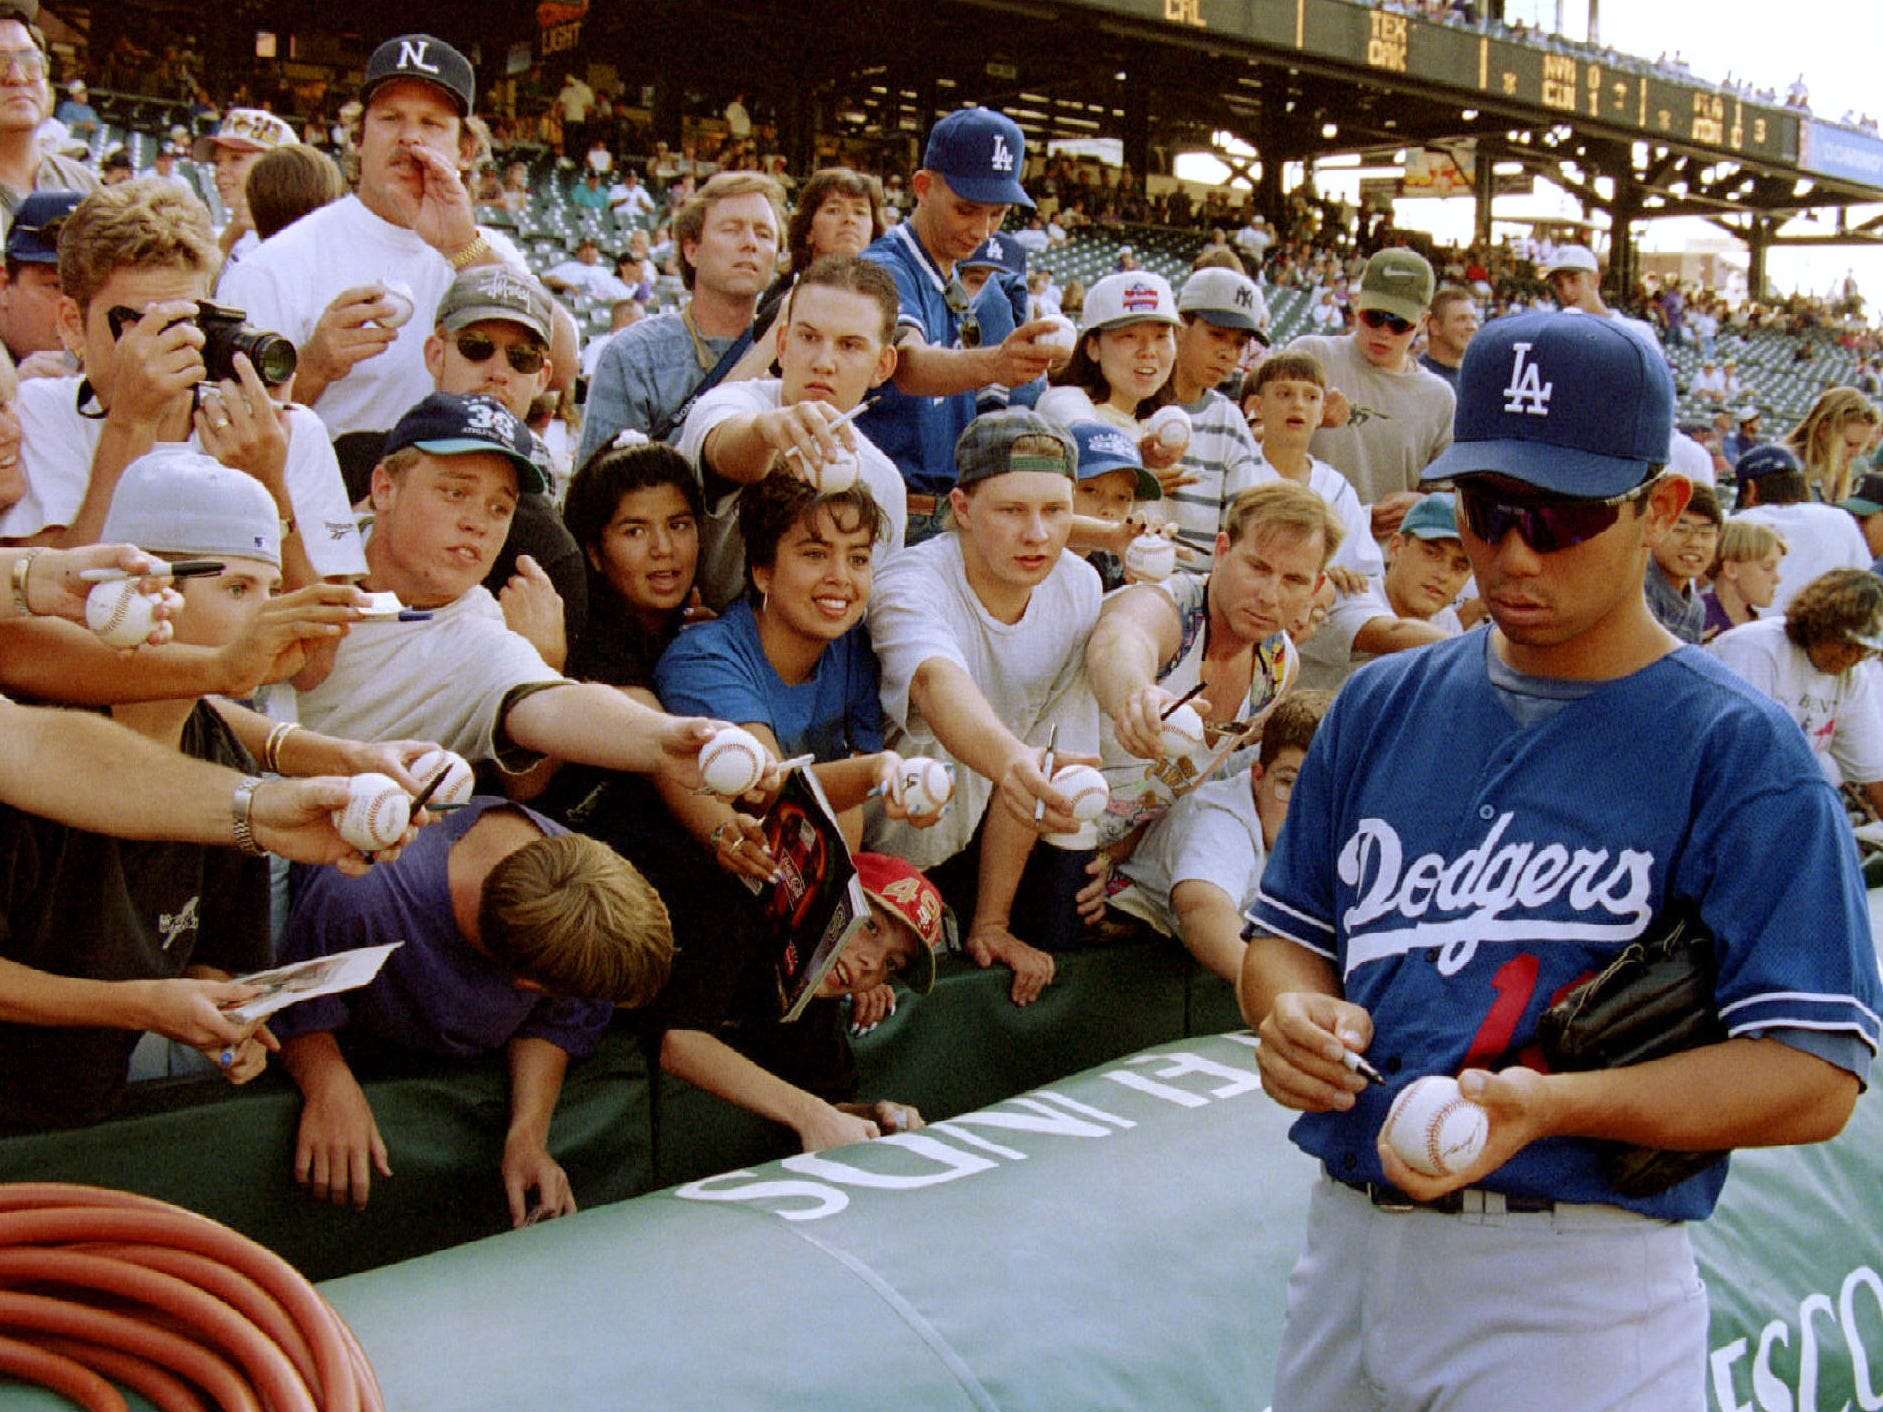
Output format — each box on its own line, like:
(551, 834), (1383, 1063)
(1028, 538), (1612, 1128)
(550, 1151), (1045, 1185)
(274, 799), (612, 1058)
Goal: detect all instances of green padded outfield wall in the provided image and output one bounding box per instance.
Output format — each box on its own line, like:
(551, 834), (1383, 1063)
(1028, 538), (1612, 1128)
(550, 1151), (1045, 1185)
(302, 1034), (1880, 1412)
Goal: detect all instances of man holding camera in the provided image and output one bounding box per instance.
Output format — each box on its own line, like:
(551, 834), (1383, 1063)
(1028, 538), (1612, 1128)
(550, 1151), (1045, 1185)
(0, 180), (363, 588)
(219, 33), (534, 439)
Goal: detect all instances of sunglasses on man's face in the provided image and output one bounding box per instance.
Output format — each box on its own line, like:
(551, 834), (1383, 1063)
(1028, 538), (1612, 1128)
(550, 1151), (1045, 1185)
(454, 332), (546, 374)
(1357, 307), (1417, 336)
(1455, 478), (1651, 555)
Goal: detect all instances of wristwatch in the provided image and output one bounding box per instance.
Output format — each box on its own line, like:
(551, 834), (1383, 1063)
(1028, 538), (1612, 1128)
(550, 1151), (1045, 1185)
(231, 775), (269, 856)
(446, 234), (492, 271)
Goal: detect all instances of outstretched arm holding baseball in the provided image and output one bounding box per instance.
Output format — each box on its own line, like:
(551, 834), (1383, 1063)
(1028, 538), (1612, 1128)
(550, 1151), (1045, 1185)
(1085, 585), (1184, 761)
(1378, 1038), (1860, 1204)
(502, 682), (722, 789)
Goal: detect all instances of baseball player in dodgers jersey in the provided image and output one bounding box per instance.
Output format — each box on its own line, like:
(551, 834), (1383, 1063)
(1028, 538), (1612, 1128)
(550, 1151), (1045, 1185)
(1241, 311), (1880, 1410)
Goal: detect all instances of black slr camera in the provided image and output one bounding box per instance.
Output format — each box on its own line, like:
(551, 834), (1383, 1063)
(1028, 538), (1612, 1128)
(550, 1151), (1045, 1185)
(105, 301), (298, 388)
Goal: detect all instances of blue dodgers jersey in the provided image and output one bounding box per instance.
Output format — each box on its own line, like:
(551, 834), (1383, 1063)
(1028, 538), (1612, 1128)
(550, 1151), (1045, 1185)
(1247, 629), (1882, 1220)
(858, 226), (979, 495)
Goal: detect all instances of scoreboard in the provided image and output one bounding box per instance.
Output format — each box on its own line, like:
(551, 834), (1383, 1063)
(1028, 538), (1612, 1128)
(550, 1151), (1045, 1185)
(1065, 0), (1799, 166)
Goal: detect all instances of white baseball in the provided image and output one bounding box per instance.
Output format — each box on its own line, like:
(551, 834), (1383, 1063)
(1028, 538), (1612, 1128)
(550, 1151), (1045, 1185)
(1146, 404), (1191, 452)
(1383, 1076), (1490, 1179)
(1125, 533), (1177, 583)
(891, 757), (953, 816)
(699, 726), (768, 796)
(1158, 702), (1207, 762)
(331, 772), (411, 853)
(408, 748), (475, 807)
(809, 446), (860, 495)
(375, 279), (416, 329)
(84, 579), (160, 648)
(1051, 763), (1110, 823)
(1031, 313), (1077, 354)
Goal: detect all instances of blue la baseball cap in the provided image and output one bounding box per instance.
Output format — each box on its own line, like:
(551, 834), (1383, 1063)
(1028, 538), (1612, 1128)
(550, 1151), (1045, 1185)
(1421, 310), (1674, 499)
(1067, 421), (1161, 501)
(960, 233), (1027, 276)
(1734, 443), (1801, 481)
(1397, 492), (1459, 540)
(923, 107), (1033, 208)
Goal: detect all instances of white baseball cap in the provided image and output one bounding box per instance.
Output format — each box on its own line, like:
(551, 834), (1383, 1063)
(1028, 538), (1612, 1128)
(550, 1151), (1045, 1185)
(1080, 272), (1181, 335)
(1178, 267), (1267, 335)
(1543, 244), (1600, 276)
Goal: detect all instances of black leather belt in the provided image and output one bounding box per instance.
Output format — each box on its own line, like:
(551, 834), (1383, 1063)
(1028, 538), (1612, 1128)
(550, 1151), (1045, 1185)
(1332, 1173), (1556, 1215)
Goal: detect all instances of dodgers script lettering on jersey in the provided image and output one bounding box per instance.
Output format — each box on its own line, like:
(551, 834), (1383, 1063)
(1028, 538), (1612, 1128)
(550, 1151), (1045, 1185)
(1339, 811), (1652, 976)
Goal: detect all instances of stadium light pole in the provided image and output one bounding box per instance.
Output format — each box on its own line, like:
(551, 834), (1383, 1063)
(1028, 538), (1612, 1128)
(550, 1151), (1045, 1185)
(1586, 0), (1600, 43)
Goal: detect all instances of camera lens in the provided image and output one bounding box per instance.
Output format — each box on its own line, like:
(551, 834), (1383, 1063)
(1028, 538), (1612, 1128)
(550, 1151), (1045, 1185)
(243, 333), (298, 387)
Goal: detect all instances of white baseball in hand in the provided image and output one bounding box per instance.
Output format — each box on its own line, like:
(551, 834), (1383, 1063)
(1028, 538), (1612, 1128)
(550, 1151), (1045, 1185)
(1158, 702), (1207, 762)
(808, 446), (860, 495)
(332, 772), (412, 853)
(1051, 763), (1110, 822)
(1382, 1075), (1489, 1178)
(375, 278), (416, 329)
(84, 579), (161, 648)
(408, 748), (475, 807)
(1125, 533), (1177, 583)
(892, 758), (953, 816)
(699, 726), (768, 796)
(1032, 314), (1077, 354)
(1145, 404), (1191, 452)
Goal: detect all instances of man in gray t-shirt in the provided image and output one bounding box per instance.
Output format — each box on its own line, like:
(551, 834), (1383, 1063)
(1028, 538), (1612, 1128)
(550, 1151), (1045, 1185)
(1285, 248), (1454, 539)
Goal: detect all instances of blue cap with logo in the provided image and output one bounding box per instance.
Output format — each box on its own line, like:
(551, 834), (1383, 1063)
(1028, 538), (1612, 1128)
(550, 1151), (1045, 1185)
(1397, 492), (1459, 540)
(1734, 442), (1802, 482)
(1421, 310), (1674, 498)
(383, 392), (547, 494)
(6, 190), (80, 266)
(960, 233), (1027, 276)
(1067, 420), (1161, 501)
(923, 107), (1033, 209)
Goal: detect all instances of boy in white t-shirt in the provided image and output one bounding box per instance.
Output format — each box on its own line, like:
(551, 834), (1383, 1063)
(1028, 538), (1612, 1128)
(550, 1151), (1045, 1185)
(1297, 492), (1469, 691)
(1246, 350), (1382, 583)
(677, 256), (906, 609)
(294, 393), (733, 796)
(1710, 567), (1883, 810)
(0, 181), (364, 585)
(1110, 691), (1329, 982)
(865, 409), (1102, 1007)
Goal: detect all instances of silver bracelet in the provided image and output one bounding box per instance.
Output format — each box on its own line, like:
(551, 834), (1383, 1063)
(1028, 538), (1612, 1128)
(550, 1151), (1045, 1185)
(231, 775), (269, 856)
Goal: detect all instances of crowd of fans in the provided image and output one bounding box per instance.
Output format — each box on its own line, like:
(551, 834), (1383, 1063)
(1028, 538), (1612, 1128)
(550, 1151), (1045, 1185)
(1, 2), (1880, 1252)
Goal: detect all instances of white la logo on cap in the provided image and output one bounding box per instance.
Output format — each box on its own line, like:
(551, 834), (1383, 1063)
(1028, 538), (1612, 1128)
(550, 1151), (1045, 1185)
(990, 134), (1013, 173)
(397, 39), (441, 75)
(1502, 342), (1552, 416)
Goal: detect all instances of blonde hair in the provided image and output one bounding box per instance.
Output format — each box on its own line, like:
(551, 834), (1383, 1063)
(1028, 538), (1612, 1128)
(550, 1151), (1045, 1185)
(1222, 481), (1345, 568)
(1710, 520), (1788, 579)
(58, 180), (219, 313)
(1784, 386), (1879, 505)
(478, 833), (674, 1006)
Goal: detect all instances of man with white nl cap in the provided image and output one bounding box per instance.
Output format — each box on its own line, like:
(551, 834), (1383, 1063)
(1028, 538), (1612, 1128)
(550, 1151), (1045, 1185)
(1242, 309), (1876, 1410)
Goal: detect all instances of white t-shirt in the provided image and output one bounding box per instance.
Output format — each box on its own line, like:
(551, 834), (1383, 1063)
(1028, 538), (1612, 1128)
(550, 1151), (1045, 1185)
(1247, 448), (1383, 579)
(0, 376), (366, 579)
(865, 533), (1101, 868)
(1297, 578), (1463, 691)
(545, 261), (633, 302)
(1112, 772), (1265, 937)
(295, 583), (562, 762)
(1709, 617), (1883, 786)
(1730, 502), (1871, 614)
(676, 379), (906, 611)
(218, 195), (528, 438)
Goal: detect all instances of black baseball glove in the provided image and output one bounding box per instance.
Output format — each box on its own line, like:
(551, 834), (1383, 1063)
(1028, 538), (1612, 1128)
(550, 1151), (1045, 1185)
(1537, 903), (1729, 1197)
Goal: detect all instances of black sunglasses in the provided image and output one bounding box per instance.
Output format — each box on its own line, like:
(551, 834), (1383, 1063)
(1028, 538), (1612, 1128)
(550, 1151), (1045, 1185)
(454, 332), (546, 375)
(1357, 307), (1417, 336)
(943, 279), (981, 350)
(1456, 479), (1653, 555)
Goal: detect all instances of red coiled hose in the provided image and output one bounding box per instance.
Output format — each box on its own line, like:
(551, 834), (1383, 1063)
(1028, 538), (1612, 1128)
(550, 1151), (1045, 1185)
(0, 1184), (382, 1412)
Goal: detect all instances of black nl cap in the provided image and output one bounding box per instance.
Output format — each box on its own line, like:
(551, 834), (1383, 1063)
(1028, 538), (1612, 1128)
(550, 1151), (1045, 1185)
(363, 34), (475, 117)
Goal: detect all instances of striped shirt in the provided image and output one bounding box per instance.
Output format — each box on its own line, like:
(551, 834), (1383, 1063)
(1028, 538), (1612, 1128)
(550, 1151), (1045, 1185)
(1163, 391), (1262, 565)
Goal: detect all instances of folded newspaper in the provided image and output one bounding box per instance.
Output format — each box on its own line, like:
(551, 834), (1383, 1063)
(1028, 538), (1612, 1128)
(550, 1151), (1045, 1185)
(220, 943), (403, 1025)
(742, 765), (871, 1022)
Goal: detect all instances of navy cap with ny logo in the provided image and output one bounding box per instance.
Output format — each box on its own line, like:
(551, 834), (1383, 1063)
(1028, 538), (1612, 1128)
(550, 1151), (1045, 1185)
(363, 34), (476, 116)
(923, 107), (1034, 209)
(1422, 311), (1674, 499)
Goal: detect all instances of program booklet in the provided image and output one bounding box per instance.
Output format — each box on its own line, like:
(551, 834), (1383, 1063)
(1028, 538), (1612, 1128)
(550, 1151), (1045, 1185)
(741, 765), (870, 1021)
(220, 943), (403, 1025)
